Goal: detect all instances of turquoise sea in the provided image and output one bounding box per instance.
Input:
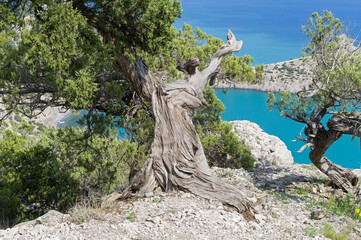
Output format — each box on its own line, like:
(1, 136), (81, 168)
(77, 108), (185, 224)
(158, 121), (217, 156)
(214, 89), (361, 169)
(175, 0), (361, 65)
(63, 1), (361, 168)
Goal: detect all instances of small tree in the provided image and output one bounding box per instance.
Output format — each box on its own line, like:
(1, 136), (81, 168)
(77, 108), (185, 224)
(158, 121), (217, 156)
(268, 11), (361, 194)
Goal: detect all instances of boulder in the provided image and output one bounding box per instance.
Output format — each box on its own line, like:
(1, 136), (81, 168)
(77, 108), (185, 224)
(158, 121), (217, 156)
(231, 120), (293, 167)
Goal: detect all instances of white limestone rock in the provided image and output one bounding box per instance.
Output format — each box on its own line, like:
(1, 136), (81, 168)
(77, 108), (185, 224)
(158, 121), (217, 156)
(231, 120), (293, 167)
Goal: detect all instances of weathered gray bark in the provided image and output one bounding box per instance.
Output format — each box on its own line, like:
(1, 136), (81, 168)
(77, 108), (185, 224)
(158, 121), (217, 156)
(303, 111), (361, 194)
(115, 31), (256, 220)
(308, 127), (359, 194)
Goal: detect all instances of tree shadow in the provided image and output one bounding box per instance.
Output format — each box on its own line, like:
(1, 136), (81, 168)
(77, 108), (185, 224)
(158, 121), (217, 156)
(249, 165), (329, 193)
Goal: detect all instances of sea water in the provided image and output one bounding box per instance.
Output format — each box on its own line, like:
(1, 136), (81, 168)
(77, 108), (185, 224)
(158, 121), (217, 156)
(175, 0), (361, 65)
(214, 89), (361, 169)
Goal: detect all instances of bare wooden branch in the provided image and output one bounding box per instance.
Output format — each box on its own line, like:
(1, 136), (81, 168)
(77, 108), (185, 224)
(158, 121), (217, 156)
(297, 142), (313, 153)
(328, 112), (361, 136)
(188, 30), (243, 94)
(177, 57), (200, 75)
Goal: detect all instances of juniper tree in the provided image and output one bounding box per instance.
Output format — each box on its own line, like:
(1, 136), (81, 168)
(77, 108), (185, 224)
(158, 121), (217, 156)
(1, 0), (259, 218)
(268, 11), (361, 194)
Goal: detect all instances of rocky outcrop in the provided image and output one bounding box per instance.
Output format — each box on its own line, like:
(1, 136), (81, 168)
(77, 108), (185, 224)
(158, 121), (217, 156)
(231, 120), (293, 167)
(214, 58), (312, 93)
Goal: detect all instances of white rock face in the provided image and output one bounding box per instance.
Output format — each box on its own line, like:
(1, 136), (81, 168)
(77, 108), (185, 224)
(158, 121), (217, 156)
(231, 120), (293, 167)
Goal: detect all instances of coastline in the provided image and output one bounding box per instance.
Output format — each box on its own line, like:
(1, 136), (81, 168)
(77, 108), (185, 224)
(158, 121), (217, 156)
(214, 58), (311, 94)
(54, 109), (72, 128)
(213, 81), (302, 94)
(36, 107), (72, 128)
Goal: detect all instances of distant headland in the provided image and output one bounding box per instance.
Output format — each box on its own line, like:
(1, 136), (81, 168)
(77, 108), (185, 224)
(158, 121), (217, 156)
(214, 58), (311, 93)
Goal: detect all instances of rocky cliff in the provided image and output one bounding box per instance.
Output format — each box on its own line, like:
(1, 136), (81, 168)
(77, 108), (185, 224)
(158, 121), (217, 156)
(232, 120), (294, 167)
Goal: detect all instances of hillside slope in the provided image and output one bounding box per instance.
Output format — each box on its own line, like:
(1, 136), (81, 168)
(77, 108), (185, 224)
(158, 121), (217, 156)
(215, 58), (312, 93)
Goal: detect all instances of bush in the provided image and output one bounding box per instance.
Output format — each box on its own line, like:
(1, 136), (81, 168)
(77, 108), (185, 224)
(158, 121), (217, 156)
(39, 126), (145, 197)
(194, 86), (254, 170)
(0, 126), (80, 227)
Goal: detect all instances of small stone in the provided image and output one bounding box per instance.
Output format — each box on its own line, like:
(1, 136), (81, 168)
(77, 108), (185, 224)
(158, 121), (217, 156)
(144, 222), (153, 228)
(255, 214), (266, 222)
(147, 217), (161, 225)
(181, 193), (191, 198)
(311, 210), (327, 220)
(224, 223), (232, 229)
(145, 192), (153, 198)
(69, 223), (77, 230)
(17, 227), (27, 236)
(249, 221), (261, 231)
(353, 226), (361, 235)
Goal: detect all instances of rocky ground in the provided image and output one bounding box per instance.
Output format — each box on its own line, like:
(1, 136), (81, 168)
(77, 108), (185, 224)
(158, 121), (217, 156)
(1, 164), (361, 240)
(1, 120), (361, 240)
(215, 58), (312, 93)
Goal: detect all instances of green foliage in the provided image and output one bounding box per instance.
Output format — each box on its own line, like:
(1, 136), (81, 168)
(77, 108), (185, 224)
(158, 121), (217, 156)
(3, 145), (79, 216)
(305, 227), (318, 237)
(1, 0), (262, 117)
(302, 11), (343, 56)
(73, 0), (182, 58)
(319, 193), (361, 221)
(0, 124), (79, 227)
(301, 11), (361, 103)
(267, 91), (320, 120)
(255, 64), (264, 82)
(320, 223), (351, 240)
(0, 119), (152, 227)
(63, 70), (98, 109)
(143, 23), (263, 83)
(221, 55), (263, 83)
(39, 126), (143, 196)
(268, 11), (361, 140)
(153, 197), (164, 203)
(289, 187), (309, 196)
(195, 86), (254, 170)
(126, 211), (136, 222)
(0, 0), (115, 112)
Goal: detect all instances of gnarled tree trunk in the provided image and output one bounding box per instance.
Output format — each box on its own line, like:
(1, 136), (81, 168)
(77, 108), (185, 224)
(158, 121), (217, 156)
(308, 127), (359, 194)
(306, 112), (361, 194)
(114, 31), (256, 219)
